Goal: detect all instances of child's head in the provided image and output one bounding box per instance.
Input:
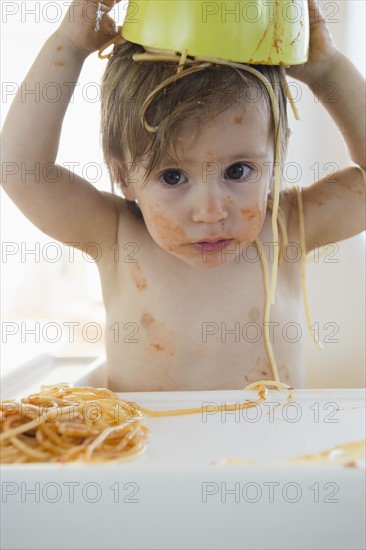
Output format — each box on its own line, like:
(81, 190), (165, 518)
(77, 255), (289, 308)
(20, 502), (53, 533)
(101, 39), (290, 267)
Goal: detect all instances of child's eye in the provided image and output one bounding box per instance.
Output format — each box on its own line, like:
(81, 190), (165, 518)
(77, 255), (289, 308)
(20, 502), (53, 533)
(160, 169), (187, 187)
(225, 163), (252, 181)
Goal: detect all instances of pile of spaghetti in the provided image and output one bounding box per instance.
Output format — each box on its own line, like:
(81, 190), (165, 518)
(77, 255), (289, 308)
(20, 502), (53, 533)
(0, 385), (149, 464)
(1, 382), (275, 464)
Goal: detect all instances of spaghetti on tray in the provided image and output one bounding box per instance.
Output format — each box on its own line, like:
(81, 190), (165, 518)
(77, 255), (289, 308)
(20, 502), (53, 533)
(0, 385), (149, 464)
(1, 383), (276, 464)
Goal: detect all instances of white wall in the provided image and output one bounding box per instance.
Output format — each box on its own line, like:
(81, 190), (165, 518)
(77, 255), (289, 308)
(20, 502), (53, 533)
(1, 1), (365, 386)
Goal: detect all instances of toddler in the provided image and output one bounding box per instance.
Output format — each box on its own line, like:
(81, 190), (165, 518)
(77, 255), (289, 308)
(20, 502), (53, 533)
(2, 0), (365, 391)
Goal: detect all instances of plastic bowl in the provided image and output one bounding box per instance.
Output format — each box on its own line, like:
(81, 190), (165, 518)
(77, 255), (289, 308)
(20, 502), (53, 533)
(122, 0), (309, 65)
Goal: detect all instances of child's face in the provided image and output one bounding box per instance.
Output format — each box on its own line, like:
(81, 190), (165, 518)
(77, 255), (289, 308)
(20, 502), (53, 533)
(122, 102), (274, 268)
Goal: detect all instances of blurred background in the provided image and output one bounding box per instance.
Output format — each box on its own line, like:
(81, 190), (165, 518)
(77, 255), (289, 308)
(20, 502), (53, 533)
(1, 0), (365, 386)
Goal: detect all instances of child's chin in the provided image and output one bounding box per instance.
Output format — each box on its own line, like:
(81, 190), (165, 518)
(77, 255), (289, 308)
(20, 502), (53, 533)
(168, 249), (238, 269)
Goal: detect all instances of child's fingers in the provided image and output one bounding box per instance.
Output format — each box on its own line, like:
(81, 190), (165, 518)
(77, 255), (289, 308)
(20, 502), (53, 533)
(100, 13), (120, 36)
(94, 1), (124, 21)
(94, 0), (123, 12)
(94, 2), (115, 14)
(81, 0), (116, 13)
(101, 1), (117, 10)
(61, 1), (121, 51)
(307, 0), (326, 26)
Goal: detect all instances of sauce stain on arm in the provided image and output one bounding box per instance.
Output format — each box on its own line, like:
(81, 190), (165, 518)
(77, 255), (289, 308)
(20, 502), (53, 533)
(131, 263), (147, 290)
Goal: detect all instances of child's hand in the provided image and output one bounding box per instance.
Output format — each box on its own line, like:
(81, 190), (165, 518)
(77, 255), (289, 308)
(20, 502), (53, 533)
(286, 0), (339, 87)
(58, 0), (122, 56)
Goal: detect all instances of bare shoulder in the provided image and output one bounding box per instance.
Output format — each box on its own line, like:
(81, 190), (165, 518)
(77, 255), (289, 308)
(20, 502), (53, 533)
(112, 196), (145, 229)
(74, 192), (146, 262)
(279, 167), (365, 252)
(111, 196), (149, 247)
(301, 167), (365, 251)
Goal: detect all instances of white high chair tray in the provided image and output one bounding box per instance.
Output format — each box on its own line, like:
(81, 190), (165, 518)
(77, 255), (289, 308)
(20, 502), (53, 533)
(1, 356), (365, 550)
(0, 354), (107, 400)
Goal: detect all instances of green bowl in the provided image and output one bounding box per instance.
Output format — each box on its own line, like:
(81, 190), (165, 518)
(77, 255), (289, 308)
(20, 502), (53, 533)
(122, 0), (309, 65)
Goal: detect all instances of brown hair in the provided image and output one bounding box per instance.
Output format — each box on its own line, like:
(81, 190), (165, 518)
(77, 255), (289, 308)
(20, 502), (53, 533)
(101, 38), (289, 190)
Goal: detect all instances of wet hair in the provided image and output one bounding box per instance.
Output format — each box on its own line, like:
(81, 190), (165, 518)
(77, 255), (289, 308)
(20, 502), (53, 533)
(101, 39), (289, 192)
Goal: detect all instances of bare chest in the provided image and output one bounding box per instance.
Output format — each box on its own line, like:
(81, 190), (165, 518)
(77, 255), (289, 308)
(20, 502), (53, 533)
(99, 208), (306, 391)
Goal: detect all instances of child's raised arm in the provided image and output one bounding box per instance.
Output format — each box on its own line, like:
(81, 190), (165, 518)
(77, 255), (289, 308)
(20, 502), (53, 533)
(1, 0), (122, 256)
(286, 0), (365, 251)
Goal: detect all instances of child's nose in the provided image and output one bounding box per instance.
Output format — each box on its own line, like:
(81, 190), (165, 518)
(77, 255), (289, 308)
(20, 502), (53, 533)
(192, 191), (228, 223)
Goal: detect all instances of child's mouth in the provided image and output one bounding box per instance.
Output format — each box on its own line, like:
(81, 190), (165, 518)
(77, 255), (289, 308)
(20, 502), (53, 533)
(191, 239), (233, 253)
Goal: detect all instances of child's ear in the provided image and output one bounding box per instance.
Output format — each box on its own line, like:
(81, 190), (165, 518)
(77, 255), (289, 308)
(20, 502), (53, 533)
(110, 159), (136, 201)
